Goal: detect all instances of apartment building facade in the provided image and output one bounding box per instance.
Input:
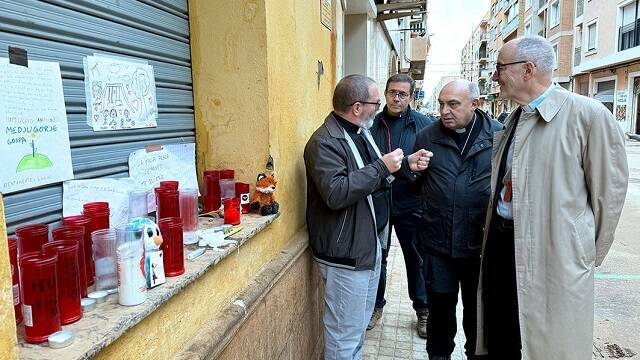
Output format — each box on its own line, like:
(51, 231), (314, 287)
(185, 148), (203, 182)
(462, 0), (580, 115)
(573, 0), (640, 135)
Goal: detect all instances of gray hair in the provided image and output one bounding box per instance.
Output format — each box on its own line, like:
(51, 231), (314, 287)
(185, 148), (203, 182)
(333, 74), (376, 112)
(514, 36), (556, 75)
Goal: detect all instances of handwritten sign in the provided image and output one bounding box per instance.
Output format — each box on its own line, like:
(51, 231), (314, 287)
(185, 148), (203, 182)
(63, 178), (136, 228)
(84, 55), (158, 131)
(0, 60), (73, 194)
(128, 143), (198, 209)
(617, 91), (628, 104)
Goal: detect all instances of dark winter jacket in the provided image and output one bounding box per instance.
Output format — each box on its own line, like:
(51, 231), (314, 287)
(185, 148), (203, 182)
(370, 106), (436, 216)
(304, 113), (392, 270)
(404, 109), (502, 258)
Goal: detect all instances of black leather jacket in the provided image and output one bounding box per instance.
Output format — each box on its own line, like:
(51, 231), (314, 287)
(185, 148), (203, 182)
(304, 113), (391, 270)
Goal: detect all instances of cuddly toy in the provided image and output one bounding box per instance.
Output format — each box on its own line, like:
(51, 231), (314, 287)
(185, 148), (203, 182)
(250, 173), (279, 215)
(129, 217), (165, 288)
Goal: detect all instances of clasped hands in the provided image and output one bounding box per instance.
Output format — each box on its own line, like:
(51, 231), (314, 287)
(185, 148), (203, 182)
(381, 148), (433, 173)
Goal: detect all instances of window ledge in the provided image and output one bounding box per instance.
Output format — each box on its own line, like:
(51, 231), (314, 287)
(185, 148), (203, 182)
(17, 212), (280, 360)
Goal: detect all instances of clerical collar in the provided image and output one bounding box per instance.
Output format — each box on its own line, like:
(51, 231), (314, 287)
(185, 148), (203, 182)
(334, 112), (362, 134)
(453, 113), (476, 133)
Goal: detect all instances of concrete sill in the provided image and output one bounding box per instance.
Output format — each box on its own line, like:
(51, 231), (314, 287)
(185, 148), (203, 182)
(17, 213), (280, 360)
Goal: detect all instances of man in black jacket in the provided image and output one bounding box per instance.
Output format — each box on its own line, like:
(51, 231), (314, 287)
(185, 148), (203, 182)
(304, 74), (408, 359)
(405, 79), (501, 360)
(368, 74), (435, 337)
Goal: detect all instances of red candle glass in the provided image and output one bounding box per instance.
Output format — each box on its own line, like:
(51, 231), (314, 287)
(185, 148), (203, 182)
(204, 174), (221, 213)
(15, 224), (49, 256)
(219, 169), (234, 180)
(20, 252), (61, 343)
(42, 241), (82, 324)
(8, 236), (22, 324)
(156, 187), (180, 220)
(83, 202), (110, 237)
(223, 198), (241, 225)
(158, 217), (185, 277)
(179, 188), (199, 245)
(204, 169), (220, 179)
(62, 215), (95, 286)
(52, 226), (88, 298)
(83, 201), (109, 210)
(160, 180), (179, 191)
(235, 182), (251, 214)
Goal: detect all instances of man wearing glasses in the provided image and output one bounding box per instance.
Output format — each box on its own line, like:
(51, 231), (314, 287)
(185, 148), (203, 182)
(475, 36), (628, 360)
(305, 74), (428, 359)
(368, 74), (435, 338)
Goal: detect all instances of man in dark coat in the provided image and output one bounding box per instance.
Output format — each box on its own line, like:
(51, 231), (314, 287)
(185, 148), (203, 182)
(368, 74), (435, 337)
(304, 74), (405, 359)
(404, 79), (501, 360)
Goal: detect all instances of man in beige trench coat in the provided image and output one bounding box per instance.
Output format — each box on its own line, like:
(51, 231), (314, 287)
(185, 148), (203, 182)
(475, 35), (629, 359)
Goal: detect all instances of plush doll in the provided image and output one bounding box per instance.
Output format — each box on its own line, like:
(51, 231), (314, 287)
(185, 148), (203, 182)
(250, 173), (279, 215)
(129, 217), (165, 288)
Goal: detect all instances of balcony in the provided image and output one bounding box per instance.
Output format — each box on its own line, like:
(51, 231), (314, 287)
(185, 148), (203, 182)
(409, 34), (428, 80)
(574, 47), (581, 67)
(619, 20), (640, 52)
(502, 16), (518, 38)
(479, 69), (492, 79)
(410, 34), (428, 61)
(479, 79), (489, 96)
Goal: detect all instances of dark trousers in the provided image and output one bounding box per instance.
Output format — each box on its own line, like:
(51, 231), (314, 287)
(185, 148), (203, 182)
(375, 213), (428, 311)
(423, 252), (481, 358)
(483, 215), (522, 359)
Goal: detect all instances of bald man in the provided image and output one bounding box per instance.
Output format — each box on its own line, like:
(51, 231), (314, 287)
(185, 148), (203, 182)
(403, 79), (501, 360)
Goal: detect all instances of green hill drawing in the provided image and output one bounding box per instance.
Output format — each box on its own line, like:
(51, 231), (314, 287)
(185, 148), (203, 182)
(16, 153), (53, 172)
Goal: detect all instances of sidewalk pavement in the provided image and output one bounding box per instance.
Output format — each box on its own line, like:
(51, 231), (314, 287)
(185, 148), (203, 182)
(363, 234), (466, 360)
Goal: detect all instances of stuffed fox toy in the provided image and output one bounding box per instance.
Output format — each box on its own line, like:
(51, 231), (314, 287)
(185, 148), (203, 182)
(250, 173), (279, 215)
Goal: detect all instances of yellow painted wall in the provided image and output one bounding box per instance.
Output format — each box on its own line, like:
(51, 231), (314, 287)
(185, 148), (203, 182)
(93, 0), (336, 358)
(0, 195), (18, 359)
(264, 0), (336, 248)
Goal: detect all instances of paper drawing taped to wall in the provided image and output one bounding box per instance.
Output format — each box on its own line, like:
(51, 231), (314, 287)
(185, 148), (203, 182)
(84, 55), (158, 131)
(0, 59), (74, 194)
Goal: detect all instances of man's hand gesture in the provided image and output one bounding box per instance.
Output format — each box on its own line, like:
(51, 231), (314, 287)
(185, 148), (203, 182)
(382, 148), (404, 173)
(408, 149), (433, 172)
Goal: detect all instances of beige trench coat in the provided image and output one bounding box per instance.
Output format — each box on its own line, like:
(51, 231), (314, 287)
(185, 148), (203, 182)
(476, 86), (629, 360)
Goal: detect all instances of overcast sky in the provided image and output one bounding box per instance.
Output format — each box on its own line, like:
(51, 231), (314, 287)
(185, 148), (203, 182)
(424, 0), (490, 98)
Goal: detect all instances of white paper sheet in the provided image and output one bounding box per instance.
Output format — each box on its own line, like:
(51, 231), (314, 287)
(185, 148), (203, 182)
(63, 178), (137, 228)
(128, 143), (199, 210)
(84, 54), (158, 131)
(0, 60), (74, 194)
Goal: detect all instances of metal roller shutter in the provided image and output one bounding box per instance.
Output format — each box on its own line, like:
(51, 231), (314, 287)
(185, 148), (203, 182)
(0, 0), (195, 233)
(595, 80), (616, 103)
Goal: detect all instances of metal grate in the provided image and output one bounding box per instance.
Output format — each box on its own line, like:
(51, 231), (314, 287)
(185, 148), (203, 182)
(1, 0), (195, 233)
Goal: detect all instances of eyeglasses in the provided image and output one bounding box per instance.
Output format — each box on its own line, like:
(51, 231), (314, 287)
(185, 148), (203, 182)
(386, 90), (410, 100)
(495, 60), (529, 74)
(352, 101), (381, 111)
